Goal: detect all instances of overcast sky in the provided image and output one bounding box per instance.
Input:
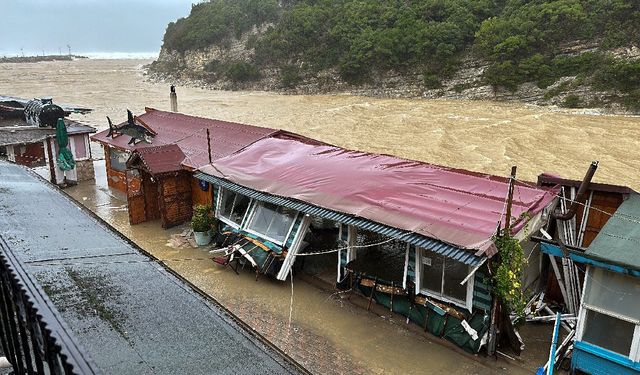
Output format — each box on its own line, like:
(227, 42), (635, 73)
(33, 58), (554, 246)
(0, 0), (193, 56)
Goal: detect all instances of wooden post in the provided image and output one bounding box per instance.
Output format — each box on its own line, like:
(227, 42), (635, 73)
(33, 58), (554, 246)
(206, 129), (212, 164)
(45, 137), (56, 184)
(504, 166), (517, 234)
(488, 166), (517, 356)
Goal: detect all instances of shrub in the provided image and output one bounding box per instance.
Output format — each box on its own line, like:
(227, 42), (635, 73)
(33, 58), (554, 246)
(562, 95), (582, 108)
(423, 73), (442, 89)
(280, 65), (302, 88)
(204, 59), (222, 73)
(225, 61), (261, 82)
(191, 204), (214, 232)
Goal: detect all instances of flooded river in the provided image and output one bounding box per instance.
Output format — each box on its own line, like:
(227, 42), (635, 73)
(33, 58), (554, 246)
(1, 58), (637, 373)
(1, 58), (639, 190)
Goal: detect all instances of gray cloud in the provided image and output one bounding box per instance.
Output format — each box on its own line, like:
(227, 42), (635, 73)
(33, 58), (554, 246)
(0, 0), (193, 55)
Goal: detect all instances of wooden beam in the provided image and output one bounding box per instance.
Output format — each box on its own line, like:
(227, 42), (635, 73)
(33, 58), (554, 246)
(504, 166), (517, 234)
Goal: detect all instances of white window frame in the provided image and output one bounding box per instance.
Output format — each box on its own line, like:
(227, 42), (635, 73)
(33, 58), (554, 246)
(415, 247), (474, 312)
(215, 188), (251, 230)
(243, 201), (299, 246)
(576, 266), (640, 361)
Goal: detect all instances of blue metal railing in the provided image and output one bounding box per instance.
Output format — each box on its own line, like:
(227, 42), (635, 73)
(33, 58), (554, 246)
(0, 236), (98, 374)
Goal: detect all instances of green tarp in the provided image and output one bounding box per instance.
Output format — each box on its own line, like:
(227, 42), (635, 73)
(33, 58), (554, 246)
(56, 118), (75, 171)
(356, 280), (489, 354)
(586, 192), (640, 271)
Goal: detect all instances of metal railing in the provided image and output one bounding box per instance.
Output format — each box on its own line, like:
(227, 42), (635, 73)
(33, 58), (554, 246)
(0, 236), (98, 374)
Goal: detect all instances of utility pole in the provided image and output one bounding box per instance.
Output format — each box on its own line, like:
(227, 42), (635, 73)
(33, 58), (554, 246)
(67, 44), (71, 56)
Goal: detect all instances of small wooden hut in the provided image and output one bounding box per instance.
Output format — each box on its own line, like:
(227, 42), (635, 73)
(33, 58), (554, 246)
(91, 108), (277, 227)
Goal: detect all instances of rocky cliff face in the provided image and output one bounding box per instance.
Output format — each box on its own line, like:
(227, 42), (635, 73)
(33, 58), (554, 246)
(148, 32), (639, 114)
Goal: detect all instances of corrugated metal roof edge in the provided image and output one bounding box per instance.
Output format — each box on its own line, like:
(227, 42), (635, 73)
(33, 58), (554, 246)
(195, 172), (484, 266)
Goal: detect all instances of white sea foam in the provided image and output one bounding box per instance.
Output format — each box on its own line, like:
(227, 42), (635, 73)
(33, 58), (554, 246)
(79, 52), (158, 60)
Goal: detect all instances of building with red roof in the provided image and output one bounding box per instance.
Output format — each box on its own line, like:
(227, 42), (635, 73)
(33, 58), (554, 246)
(91, 107), (277, 227)
(93, 106), (563, 354)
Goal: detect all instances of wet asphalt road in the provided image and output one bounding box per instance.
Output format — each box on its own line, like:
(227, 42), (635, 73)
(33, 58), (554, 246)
(0, 162), (301, 374)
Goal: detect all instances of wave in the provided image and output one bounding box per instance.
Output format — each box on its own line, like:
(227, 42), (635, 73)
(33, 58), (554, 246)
(79, 52), (158, 60)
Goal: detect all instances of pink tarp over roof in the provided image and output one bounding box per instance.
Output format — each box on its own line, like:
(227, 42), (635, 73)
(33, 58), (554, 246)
(91, 108), (277, 170)
(200, 134), (559, 256)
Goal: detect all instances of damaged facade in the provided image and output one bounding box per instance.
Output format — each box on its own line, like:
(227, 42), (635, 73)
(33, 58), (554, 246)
(95, 107), (637, 361)
(535, 174), (640, 374)
(195, 133), (559, 354)
(0, 96), (95, 183)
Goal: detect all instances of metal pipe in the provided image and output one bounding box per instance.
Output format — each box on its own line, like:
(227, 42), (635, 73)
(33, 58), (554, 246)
(170, 85), (178, 112)
(552, 161), (598, 221)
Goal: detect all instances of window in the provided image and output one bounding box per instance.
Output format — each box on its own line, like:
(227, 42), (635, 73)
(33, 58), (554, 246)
(246, 202), (298, 244)
(218, 189), (250, 227)
(419, 247), (472, 309)
(582, 309), (635, 356)
(109, 148), (129, 172)
(578, 267), (640, 360)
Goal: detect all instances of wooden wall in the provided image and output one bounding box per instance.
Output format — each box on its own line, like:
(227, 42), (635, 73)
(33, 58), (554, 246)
(159, 172), (193, 228)
(191, 177), (213, 206)
(575, 190), (623, 247)
(10, 142), (46, 167)
(104, 145), (127, 192)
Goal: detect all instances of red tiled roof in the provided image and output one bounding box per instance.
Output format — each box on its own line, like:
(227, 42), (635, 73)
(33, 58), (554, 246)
(127, 144), (186, 176)
(91, 108), (277, 169)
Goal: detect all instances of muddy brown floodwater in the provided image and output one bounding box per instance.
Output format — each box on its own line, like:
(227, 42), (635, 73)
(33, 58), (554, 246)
(1, 58), (639, 190)
(2, 58), (638, 374)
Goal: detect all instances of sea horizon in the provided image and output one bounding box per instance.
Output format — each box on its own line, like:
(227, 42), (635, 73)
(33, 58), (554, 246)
(0, 51), (159, 60)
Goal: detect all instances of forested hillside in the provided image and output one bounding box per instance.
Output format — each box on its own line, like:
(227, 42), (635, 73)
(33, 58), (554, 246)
(151, 0), (640, 111)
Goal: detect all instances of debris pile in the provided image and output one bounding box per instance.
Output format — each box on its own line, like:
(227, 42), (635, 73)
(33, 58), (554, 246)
(167, 228), (198, 249)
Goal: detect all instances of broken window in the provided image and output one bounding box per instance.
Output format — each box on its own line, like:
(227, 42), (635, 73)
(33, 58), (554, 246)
(418, 247), (471, 309)
(579, 267), (640, 359)
(218, 188), (250, 227)
(109, 147), (129, 172)
(245, 202), (298, 244)
(351, 230), (406, 283)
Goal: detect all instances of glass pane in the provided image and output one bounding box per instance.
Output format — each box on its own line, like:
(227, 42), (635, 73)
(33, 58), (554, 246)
(265, 206), (297, 243)
(582, 309), (634, 356)
(443, 259), (468, 302)
(421, 249), (443, 295)
(109, 148), (128, 172)
(219, 189), (249, 225)
(230, 194), (250, 225)
(220, 190), (235, 219)
(584, 268), (640, 321)
(248, 203), (278, 235)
